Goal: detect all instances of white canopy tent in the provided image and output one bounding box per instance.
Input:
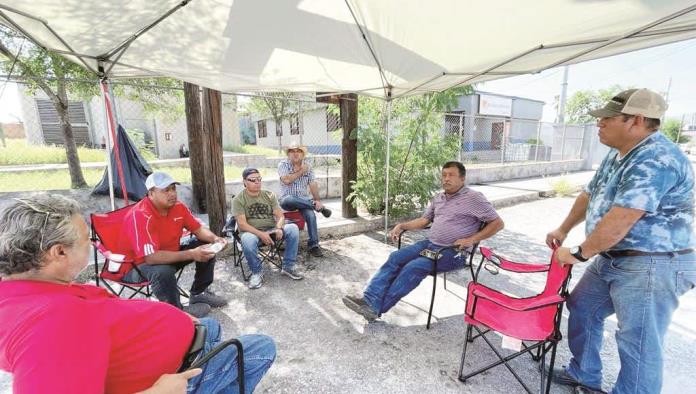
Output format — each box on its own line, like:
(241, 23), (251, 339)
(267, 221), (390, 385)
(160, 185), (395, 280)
(2, 0), (696, 223)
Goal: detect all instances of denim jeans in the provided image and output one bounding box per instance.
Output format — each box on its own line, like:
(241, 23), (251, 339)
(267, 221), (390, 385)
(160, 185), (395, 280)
(279, 195), (319, 249)
(363, 239), (467, 315)
(239, 224), (299, 274)
(565, 253), (696, 394)
(123, 238), (215, 309)
(187, 318), (276, 394)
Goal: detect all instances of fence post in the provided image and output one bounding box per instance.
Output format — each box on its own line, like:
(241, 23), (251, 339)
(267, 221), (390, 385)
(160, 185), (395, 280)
(561, 123), (568, 160)
(535, 121), (542, 161)
(500, 120), (507, 164)
(458, 114), (463, 162)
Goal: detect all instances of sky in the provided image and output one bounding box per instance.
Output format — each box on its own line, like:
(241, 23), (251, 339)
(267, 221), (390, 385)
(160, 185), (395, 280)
(480, 38), (696, 123)
(2, 38), (696, 124)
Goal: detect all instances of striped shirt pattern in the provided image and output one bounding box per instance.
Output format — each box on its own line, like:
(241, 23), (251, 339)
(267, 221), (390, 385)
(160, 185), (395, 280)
(422, 187), (500, 246)
(278, 159), (315, 199)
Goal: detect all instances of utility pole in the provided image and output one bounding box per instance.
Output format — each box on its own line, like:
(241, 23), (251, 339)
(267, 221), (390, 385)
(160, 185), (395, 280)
(556, 66), (569, 124)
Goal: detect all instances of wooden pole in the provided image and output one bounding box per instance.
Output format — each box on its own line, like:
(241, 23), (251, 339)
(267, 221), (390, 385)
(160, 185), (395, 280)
(184, 82), (207, 212)
(339, 94), (358, 218)
(201, 88), (226, 235)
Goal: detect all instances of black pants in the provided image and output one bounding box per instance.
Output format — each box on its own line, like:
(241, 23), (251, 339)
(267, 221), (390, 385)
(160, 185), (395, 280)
(123, 238), (215, 309)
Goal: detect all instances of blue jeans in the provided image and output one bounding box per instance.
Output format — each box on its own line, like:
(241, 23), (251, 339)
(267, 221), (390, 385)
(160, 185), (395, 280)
(363, 239), (467, 315)
(239, 224), (299, 274)
(279, 195), (319, 249)
(187, 318), (276, 394)
(565, 253), (696, 393)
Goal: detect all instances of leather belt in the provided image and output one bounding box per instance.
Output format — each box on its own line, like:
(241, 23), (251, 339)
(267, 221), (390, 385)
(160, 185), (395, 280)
(600, 248), (694, 259)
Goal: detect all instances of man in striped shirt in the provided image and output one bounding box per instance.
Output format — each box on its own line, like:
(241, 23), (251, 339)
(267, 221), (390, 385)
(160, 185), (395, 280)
(278, 142), (332, 257)
(343, 161), (504, 321)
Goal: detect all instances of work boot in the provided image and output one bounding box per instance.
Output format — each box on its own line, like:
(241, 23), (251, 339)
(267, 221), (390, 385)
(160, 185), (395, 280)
(319, 207), (332, 218)
(309, 246), (324, 257)
(183, 302), (211, 318)
(342, 295), (378, 321)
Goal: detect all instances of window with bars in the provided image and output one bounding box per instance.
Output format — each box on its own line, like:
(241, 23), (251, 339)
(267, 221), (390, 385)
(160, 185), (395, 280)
(257, 120), (267, 138)
(326, 109), (340, 132)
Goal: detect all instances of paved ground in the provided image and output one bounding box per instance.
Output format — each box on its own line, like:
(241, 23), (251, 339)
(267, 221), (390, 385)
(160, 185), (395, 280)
(4, 195), (694, 393)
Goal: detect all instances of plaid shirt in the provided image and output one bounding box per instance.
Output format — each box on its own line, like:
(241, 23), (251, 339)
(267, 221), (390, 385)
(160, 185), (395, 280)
(278, 159), (315, 199)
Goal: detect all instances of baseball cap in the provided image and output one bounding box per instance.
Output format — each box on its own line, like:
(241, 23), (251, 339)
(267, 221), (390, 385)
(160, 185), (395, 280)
(145, 172), (179, 190)
(589, 88), (667, 119)
(242, 168), (260, 180)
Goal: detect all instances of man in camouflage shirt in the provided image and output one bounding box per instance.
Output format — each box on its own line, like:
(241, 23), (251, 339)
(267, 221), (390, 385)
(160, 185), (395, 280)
(546, 89), (696, 394)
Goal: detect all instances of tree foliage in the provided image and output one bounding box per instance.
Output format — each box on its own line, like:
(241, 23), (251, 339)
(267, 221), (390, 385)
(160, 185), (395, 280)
(662, 118), (690, 144)
(564, 85), (630, 124)
(348, 86), (473, 218)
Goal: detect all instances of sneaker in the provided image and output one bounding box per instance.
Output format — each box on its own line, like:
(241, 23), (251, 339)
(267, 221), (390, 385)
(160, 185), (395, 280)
(575, 386), (607, 394)
(342, 295), (378, 321)
(281, 267), (304, 280)
(248, 273), (263, 289)
(183, 302), (211, 318)
(309, 246), (324, 257)
(319, 207), (332, 218)
(190, 290), (228, 308)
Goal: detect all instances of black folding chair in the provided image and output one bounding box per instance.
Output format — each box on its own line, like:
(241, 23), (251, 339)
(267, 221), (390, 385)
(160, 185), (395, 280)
(181, 327), (245, 394)
(223, 215), (285, 282)
(397, 222), (487, 329)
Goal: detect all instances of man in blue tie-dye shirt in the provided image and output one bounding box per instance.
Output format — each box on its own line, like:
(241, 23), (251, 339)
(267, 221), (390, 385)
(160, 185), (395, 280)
(546, 88), (696, 394)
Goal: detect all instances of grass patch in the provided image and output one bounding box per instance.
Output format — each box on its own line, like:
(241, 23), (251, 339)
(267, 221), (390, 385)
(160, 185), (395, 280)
(550, 178), (577, 197)
(0, 166), (279, 192)
(224, 144), (283, 157)
(0, 139), (106, 166)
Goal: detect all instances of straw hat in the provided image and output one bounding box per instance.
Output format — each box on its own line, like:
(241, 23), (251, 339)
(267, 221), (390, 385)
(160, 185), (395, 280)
(285, 141), (308, 155)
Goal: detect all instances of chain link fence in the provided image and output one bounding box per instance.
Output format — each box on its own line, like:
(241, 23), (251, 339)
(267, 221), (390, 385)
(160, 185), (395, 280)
(1, 82), (597, 193)
(441, 113), (591, 165)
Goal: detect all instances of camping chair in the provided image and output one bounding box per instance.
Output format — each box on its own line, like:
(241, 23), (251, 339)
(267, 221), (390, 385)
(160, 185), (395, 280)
(222, 215), (285, 282)
(90, 205), (188, 299)
(283, 210), (306, 231)
(458, 246), (571, 394)
(397, 222), (486, 330)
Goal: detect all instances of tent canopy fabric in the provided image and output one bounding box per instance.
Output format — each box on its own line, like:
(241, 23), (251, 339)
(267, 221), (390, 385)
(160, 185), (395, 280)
(1, 1), (696, 98)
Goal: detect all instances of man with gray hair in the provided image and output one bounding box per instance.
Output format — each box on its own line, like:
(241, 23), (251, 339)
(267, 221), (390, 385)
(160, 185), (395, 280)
(0, 194), (276, 393)
(119, 171), (228, 318)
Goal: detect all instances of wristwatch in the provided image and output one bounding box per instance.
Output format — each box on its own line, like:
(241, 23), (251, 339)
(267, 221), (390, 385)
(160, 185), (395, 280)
(570, 246), (589, 262)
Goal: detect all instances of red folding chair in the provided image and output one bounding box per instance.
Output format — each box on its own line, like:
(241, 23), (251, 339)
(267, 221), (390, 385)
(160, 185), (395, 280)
(458, 246), (571, 394)
(283, 210), (305, 230)
(91, 205), (188, 299)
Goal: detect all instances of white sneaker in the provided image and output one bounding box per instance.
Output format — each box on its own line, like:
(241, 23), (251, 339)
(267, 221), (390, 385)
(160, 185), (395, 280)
(248, 273), (263, 289)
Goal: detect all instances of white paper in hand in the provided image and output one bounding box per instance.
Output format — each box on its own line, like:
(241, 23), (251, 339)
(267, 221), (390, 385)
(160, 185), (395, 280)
(207, 242), (224, 254)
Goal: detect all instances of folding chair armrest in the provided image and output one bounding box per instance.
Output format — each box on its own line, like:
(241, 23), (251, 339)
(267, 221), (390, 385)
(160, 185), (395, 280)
(187, 338), (245, 393)
(397, 224), (432, 249)
(479, 247), (549, 273)
(91, 240), (134, 264)
(471, 286), (565, 311)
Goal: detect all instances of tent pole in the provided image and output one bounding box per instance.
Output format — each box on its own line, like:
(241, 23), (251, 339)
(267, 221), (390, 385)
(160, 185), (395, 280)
(99, 82), (116, 211)
(100, 79), (129, 206)
(384, 96), (393, 242)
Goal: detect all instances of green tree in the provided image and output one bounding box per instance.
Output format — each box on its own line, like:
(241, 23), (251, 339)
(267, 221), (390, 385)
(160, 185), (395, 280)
(348, 86), (473, 218)
(0, 26), (100, 188)
(246, 92), (297, 153)
(662, 118), (690, 144)
(565, 85), (629, 124)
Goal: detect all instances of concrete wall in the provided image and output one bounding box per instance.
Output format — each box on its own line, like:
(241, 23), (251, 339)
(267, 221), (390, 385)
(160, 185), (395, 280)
(466, 159), (585, 184)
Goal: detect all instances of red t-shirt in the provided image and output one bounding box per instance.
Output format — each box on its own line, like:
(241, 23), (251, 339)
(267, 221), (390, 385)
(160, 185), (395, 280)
(0, 280), (194, 393)
(119, 197), (202, 263)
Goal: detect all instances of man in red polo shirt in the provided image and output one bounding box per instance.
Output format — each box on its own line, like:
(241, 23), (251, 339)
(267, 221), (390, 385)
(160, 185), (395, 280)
(120, 172), (228, 318)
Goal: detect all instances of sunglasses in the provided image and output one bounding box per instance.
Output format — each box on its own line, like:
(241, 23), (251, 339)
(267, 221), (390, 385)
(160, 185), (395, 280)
(13, 198), (51, 251)
(245, 177), (262, 183)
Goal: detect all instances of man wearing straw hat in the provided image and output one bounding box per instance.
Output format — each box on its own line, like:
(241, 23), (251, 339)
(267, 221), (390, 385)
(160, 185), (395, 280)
(278, 142), (332, 258)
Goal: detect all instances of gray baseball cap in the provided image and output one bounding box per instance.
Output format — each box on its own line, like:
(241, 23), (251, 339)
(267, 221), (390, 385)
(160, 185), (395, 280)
(589, 88), (667, 119)
(145, 172), (179, 190)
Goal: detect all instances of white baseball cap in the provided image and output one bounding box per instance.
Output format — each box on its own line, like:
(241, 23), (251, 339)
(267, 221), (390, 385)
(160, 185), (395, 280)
(145, 172), (179, 190)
